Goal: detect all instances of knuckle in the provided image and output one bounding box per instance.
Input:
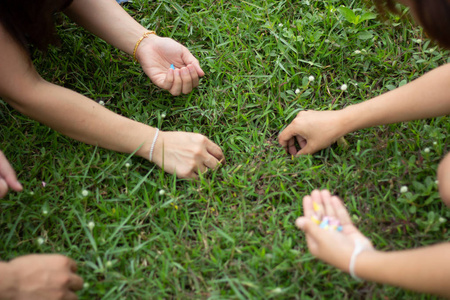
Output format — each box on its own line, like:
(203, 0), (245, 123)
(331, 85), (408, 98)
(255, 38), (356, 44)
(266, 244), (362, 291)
(193, 134), (208, 144)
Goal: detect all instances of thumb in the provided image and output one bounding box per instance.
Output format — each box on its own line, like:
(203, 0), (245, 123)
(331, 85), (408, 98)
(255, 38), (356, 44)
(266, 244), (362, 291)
(0, 153), (23, 192)
(278, 125), (296, 148)
(295, 217), (324, 239)
(296, 143), (315, 156)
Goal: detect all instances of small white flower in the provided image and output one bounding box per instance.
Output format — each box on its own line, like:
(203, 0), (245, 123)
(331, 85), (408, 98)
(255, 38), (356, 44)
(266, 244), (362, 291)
(125, 162), (131, 168)
(29, 191), (34, 196)
(98, 100), (105, 106)
(435, 180), (439, 185)
(400, 186), (408, 193)
(308, 76), (315, 82)
(295, 88), (301, 94)
(278, 23), (283, 27)
(354, 50), (361, 54)
(81, 190), (89, 197)
(161, 112), (166, 118)
(439, 217), (446, 223)
(415, 39), (422, 44)
(37, 237), (45, 245)
(83, 282), (90, 289)
(433, 141), (437, 145)
(272, 287), (283, 294)
(424, 147), (430, 153)
(87, 221), (95, 231)
(340, 84), (348, 91)
(106, 261), (113, 268)
(42, 209), (48, 216)
(159, 189), (165, 196)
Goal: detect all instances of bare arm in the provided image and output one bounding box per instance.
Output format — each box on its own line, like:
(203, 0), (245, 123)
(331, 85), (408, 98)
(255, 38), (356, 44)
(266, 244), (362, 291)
(358, 244), (450, 297)
(296, 190), (450, 298)
(64, 0), (205, 96)
(0, 23), (223, 178)
(64, 0), (147, 55)
(279, 63), (450, 155)
(342, 63), (450, 132)
(0, 255), (83, 300)
(0, 24), (156, 160)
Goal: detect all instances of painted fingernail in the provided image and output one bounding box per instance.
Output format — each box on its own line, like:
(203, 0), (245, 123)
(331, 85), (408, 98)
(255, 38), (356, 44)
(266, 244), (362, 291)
(170, 64), (175, 70)
(313, 202), (321, 212)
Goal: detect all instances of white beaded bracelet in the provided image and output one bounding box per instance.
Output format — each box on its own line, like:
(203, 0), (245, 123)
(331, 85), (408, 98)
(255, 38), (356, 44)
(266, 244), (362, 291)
(349, 239), (365, 281)
(149, 128), (160, 162)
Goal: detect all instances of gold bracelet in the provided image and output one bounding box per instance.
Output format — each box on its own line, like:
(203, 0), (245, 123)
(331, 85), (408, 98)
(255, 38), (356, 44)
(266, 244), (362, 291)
(133, 31), (156, 62)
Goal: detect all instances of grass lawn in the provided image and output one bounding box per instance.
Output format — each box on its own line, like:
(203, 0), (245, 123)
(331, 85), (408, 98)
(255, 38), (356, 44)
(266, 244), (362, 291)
(1, 0), (449, 299)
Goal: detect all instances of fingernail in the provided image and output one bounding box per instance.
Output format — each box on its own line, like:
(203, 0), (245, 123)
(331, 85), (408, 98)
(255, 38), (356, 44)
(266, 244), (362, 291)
(295, 218), (306, 229)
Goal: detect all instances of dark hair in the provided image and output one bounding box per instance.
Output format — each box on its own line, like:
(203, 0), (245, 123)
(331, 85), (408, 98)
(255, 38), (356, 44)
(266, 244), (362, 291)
(0, 0), (73, 51)
(373, 0), (450, 49)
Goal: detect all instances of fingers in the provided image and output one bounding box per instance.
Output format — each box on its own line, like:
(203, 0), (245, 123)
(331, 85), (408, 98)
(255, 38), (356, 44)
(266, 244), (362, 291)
(278, 124), (296, 150)
(169, 69), (182, 96)
(67, 258), (78, 272)
(321, 190), (335, 218)
(286, 138), (298, 156)
(188, 65), (200, 88)
(162, 68), (174, 91)
(180, 67), (193, 94)
(0, 151), (23, 197)
(68, 274), (84, 291)
(296, 136), (307, 150)
(199, 140), (225, 174)
(0, 178), (8, 198)
(295, 217), (325, 241)
(65, 292), (79, 300)
(331, 195), (353, 226)
(302, 195), (314, 219)
(203, 156), (220, 170)
(206, 140), (225, 162)
(165, 66), (202, 96)
(181, 49), (205, 77)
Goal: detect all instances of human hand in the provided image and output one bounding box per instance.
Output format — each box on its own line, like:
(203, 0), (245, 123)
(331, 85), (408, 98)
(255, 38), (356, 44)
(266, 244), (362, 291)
(0, 150), (23, 198)
(151, 131), (224, 178)
(295, 190), (374, 273)
(5, 254), (83, 300)
(278, 110), (347, 155)
(136, 35), (205, 96)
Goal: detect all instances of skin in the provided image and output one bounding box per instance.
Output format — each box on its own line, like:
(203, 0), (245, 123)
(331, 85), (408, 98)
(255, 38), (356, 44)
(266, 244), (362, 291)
(0, 0), (220, 298)
(296, 190), (450, 298)
(0, 255), (83, 300)
(0, 0), (224, 180)
(0, 151), (22, 198)
(278, 62), (450, 206)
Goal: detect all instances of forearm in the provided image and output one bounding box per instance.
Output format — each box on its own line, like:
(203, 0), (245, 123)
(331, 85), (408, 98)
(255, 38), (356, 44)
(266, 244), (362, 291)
(6, 80), (155, 159)
(357, 243), (450, 297)
(340, 63), (450, 134)
(64, 0), (149, 55)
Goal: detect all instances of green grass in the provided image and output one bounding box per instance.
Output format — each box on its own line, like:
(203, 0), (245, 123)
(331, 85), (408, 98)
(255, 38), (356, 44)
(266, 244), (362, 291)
(1, 0), (449, 298)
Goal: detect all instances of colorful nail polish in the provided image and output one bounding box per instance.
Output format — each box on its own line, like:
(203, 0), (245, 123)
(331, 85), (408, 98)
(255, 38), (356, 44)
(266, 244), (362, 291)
(313, 202), (321, 212)
(170, 64), (175, 70)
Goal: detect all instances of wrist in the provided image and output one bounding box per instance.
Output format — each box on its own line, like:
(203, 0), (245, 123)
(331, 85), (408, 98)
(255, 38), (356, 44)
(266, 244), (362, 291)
(134, 33), (159, 63)
(338, 105), (365, 135)
(353, 248), (383, 281)
(150, 130), (165, 166)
